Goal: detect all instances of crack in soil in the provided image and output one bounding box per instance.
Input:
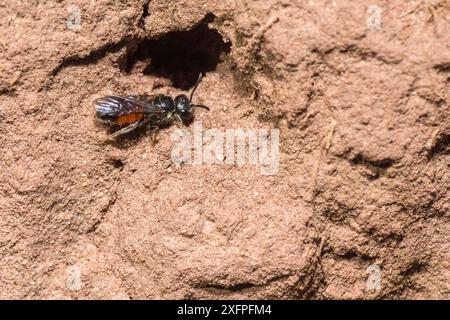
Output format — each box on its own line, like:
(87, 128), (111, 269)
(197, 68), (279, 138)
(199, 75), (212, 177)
(50, 39), (131, 78)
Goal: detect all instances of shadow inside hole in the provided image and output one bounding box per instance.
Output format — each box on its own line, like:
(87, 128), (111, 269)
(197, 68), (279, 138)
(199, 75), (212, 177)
(129, 22), (230, 90)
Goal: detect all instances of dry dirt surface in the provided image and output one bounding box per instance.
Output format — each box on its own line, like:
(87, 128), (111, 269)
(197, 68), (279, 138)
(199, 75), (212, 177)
(0, 0), (449, 299)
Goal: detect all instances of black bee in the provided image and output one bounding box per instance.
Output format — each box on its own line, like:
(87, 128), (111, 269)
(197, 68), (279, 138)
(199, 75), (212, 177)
(94, 73), (209, 138)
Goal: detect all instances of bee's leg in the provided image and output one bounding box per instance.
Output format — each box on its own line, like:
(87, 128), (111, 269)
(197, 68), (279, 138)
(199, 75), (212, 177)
(148, 125), (159, 145)
(110, 120), (145, 138)
(174, 114), (184, 127)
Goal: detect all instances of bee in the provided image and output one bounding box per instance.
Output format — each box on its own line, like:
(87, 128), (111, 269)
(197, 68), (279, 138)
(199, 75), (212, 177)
(94, 73), (209, 138)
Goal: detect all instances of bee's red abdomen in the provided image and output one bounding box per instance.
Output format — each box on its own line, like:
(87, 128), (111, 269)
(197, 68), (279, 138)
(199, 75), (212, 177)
(114, 113), (144, 125)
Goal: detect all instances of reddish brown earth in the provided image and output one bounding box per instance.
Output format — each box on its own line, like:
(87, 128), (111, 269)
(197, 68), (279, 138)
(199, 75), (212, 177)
(0, 0), (449, 299)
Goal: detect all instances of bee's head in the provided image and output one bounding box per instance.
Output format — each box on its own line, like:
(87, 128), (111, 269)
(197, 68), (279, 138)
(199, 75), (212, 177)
(174, 94), (192, 115)
(174, 74), (209, 121)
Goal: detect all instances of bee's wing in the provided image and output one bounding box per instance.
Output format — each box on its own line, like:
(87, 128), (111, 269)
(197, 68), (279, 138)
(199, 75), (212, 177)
(94, 95), (148, 118)
(132, 94), (165, 104)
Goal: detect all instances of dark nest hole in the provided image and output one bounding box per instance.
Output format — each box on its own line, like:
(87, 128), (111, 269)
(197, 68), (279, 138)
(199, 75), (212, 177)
(127, 20), (231, 90)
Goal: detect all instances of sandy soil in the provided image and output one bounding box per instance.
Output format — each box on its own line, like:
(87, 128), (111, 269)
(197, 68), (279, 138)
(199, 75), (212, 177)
(0, 0), (449, 299)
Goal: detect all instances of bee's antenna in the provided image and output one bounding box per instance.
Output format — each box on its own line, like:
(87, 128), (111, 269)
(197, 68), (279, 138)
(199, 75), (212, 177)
(189, 73), (203, 103)
(191, 104), (210, 111)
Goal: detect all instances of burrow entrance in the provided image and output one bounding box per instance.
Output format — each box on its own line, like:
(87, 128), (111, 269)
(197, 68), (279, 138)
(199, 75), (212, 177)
(127, 20), (231, 90)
